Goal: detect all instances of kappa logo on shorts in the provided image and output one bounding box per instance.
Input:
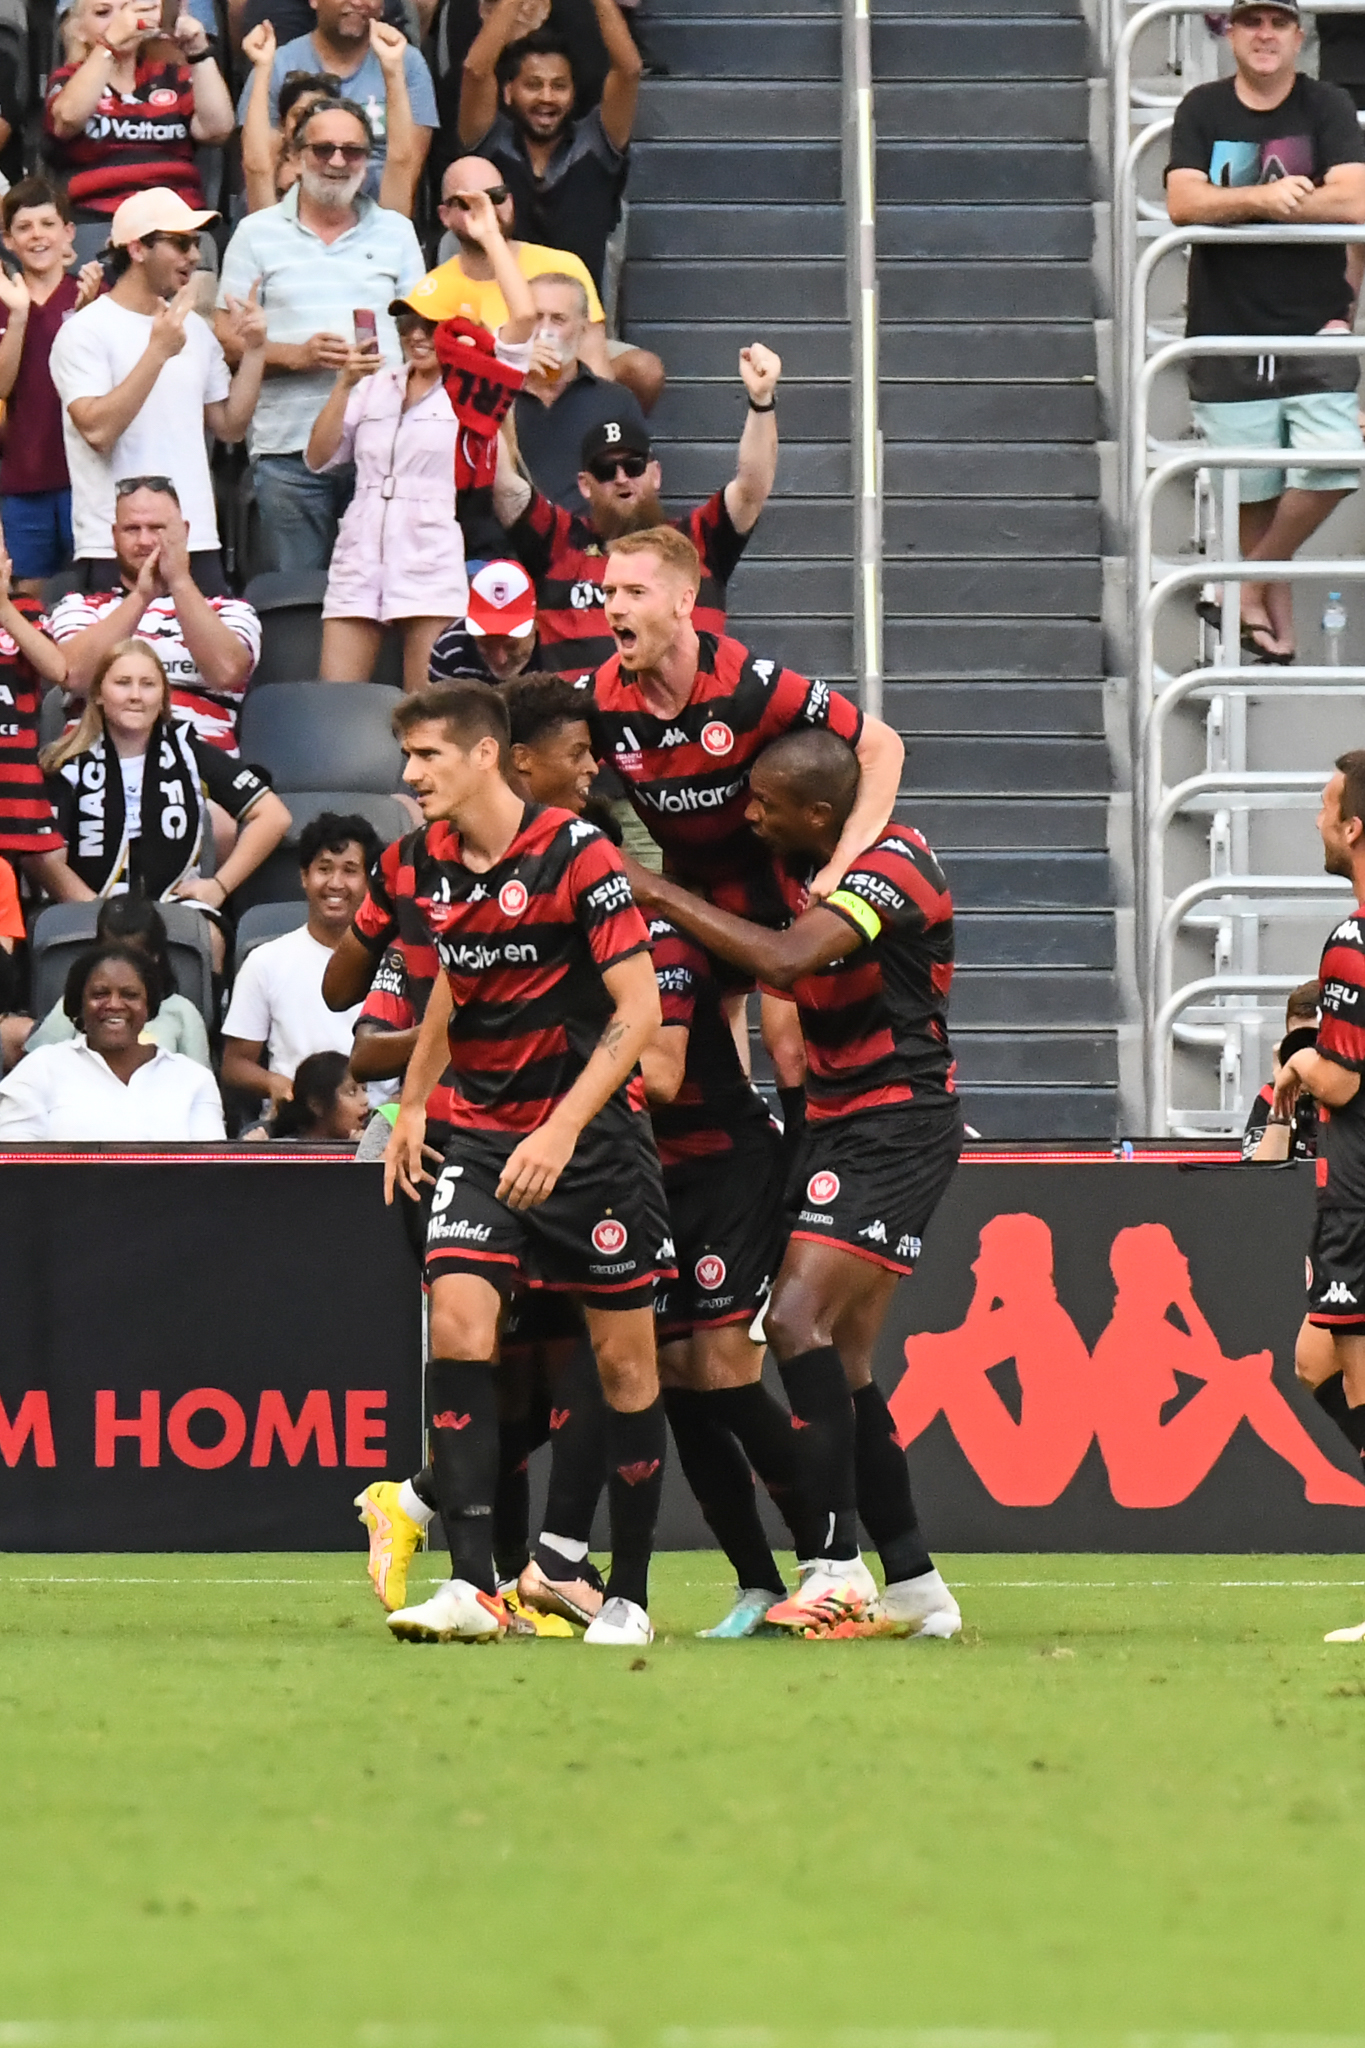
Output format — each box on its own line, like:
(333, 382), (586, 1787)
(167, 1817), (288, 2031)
(700, 720), (733, 757)
(431, 1411), (472, 1430)
(592, 1217), (628, 1256)
(695, 1253), (726, 1291)
(498, 878), (528, 917)
(806, 1170), (840, 1205)
(859, 1220), (888, 1245)
(1322, 1281), (1359, 1305)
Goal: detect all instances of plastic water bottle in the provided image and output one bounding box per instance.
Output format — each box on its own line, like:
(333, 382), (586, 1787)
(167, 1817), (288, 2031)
(1323, 590), (1347, 664)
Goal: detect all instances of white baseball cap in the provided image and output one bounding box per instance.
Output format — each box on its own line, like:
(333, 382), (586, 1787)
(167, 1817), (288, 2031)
(465, 559), (537, 638)
(109, 188), (218, 249)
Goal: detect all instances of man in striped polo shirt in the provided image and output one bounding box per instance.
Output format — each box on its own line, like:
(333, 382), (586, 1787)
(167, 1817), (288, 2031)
(491, 343), (782, 676)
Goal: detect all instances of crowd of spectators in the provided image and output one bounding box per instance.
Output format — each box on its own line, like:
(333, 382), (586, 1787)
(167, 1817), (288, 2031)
(0, 0), (800, 1142)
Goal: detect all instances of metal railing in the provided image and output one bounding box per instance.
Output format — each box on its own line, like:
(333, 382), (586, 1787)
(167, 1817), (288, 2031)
(843, 0), (882, 721)
(1152, 973), (1322, 1135)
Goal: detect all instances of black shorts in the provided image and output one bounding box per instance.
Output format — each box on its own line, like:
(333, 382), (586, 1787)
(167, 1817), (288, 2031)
(425, 1109), (673, 1312)
(655, 1123), (787, 1342)
(502, 1289), (586, 1358)
(1308, 1207), (1365, 1330)
(787, 1098), (964, 1275)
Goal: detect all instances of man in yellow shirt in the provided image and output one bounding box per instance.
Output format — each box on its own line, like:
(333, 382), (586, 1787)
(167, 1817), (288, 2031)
(406, 155), (664, 413)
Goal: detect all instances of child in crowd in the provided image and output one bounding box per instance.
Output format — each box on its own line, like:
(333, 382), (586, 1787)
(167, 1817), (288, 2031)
(0, 179), (101, 595)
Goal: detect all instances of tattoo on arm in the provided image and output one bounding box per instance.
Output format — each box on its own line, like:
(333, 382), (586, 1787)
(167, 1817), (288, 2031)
(601, 1017), (626, 1056)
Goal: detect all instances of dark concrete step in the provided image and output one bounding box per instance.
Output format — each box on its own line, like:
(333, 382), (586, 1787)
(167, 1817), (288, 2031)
(950, 968), (1117, 1027)
(953, 1084), (1119, 1142)
(645, 19), (840, 78)
(648, 379), (849, 442)
(886, 617), (1103, 677)
(630, 143), (840, 204)
(716, 558), (854, 616)
(651, 0), (838, 13)
(953, 1030), (1119, 1087)
(627, 205), (842, 261)
(743, 498), (857, 557)
(883, 263), (1094, 320)
(881, 382), (1098, 442)
(877, 141), (1092, 204)
(901, 796), (1108, 850)
(635, 81), (839, 139)
(887, 680), (1103, 734)
(885, 442), (1099, 497)
(904, 734), (1112, 795)
(872, 18), (1089, 78)
(725, 615), (853, 674)
(624, 261), (844, 322)
(630, 323), (851, 380)
(957, 911), (1116, 970)
(944, 849), (1116, 909)
(885, 498), (1101, 558)
(887, 557), (1102, 618)
(658, 441), (850, 497)
(878, 205), (1093, 260)
(875, 80), (1087, 139)
(883, 323), (1095, 381)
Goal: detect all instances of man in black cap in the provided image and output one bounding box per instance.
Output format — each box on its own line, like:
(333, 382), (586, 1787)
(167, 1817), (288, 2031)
(493, 340), (781, 677)
(1166, 0), (1365, 663)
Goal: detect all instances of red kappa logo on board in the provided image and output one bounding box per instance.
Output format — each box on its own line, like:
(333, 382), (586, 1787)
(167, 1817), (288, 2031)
(701, 721), (733, 756)
(592, 1218), (628, 1256)
(498, 878), (528, 917)
(695, 1254), (726, 1291)
(806, 1170), (840, 1205)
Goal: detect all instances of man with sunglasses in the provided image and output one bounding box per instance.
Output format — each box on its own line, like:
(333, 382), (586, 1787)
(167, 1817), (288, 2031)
(493, 342), (781, 678)
(216, 98), (425, 575)
(49, 188), (267, 598)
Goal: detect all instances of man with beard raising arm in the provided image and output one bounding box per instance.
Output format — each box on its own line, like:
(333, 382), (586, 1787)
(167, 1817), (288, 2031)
(492, 344), (781, 678)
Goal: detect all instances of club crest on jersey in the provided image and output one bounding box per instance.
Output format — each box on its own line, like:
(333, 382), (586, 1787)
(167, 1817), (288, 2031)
(695, 1253), (726, 1291)
(701, 720), (733, 757)
(806, 1170), (840, 1205)
(592, 1218), (628, 1256)
(498, 878), (528, 917)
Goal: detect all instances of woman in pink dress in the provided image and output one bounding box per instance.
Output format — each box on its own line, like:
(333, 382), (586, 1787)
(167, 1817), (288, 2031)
(305, 188), (539, 692)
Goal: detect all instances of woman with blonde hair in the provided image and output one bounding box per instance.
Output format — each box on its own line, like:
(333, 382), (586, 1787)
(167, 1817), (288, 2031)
(40, 638), (290, 966)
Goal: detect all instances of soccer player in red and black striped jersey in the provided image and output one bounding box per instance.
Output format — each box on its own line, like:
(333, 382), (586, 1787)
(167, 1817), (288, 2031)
(1270, 753), (1365, 1631)
(0, 559), (66, 876)
(631, 727), (964, 1642)
(491, 344), (781, 676)
(378, 681), (670, 1648)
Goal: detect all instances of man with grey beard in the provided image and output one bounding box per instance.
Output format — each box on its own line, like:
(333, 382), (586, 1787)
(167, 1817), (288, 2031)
(215, 97), (425, 574)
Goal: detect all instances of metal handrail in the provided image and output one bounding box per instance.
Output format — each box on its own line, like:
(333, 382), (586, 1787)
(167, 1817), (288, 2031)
(1154, 869), (1351, 1037)
(1113, 114), (1172, 460)
(843, 0), (882, 721)
(1154, 972), (1313, 1135)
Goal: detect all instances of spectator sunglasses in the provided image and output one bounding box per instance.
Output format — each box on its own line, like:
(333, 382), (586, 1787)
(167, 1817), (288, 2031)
(115, 476), (179, 499)
(445, 186), (512, 208)
(587, 452), (650, 482)
(301, 140), (371, 166)
(143, 232), (200, 254)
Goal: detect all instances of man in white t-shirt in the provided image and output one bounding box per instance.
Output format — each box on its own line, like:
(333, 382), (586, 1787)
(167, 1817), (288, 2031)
(222, 812), (382, 1112)
(48, 188), (267, 593)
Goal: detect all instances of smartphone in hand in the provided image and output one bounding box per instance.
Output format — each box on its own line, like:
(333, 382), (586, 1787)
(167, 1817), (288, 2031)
(353, 308), (378, 350)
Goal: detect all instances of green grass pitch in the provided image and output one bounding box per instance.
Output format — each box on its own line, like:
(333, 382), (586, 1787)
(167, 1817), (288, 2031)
(6, 1552), (1365, 2048)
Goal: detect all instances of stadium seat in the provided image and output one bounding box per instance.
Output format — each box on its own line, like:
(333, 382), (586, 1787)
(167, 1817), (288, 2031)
(244, 574), (404, 690)
(27, 900), (216, 1027)
(234, 900), (308, 973)
(230, 790), (412, 912)
(238, 683), (405, 794)
(38, 688), (69, 751)
(41, 569), (84, 609)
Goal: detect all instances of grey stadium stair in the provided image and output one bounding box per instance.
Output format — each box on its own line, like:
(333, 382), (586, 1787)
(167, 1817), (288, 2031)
(624, 0), (852, 680)
(874, 0), (1120, 1139)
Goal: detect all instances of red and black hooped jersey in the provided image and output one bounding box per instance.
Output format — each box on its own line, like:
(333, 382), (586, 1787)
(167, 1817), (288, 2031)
(356, 942), (460, 1138)
(0, 597), (61, 855)
(1315, 905), (1365, 1207)
(508, 489), (749, 675)
(45, 53), (203, 218)
(648, 915), (774, 1169)
(780, 824), (956, 1122)
(589, 633), (864, 888)
(359, 802), (650, 1133)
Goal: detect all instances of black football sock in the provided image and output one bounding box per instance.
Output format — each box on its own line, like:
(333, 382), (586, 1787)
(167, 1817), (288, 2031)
(410, 1464), (438, 1513)
(777, 1084), (807, 1175)
(712, 1380), (811, 1550)
(1314, 1371), (1365, 1453)
(853, 1380), (933, 1583)
(426, 1358), (499, 1595)
(778, 1345), (859, 1561)
(540, 1339), (608, 1552)
(663, 1387), (786, 1596)
(603, 1398), (667, 1610)
(493, 1417), (535, 1583)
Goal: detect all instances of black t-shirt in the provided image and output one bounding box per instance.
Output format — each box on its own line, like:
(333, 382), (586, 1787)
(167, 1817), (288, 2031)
(1166, 74), (1365, 399)
(476, 106), (626, 293)
(1241, 1078), (1318, 1160)
(514, 365), (649, 513)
